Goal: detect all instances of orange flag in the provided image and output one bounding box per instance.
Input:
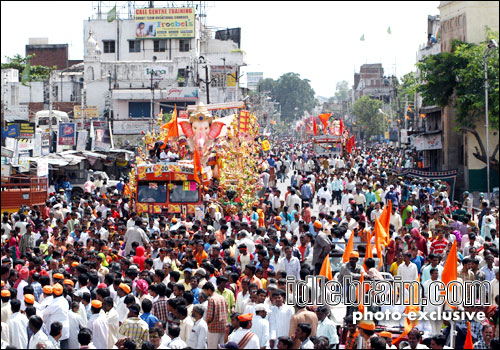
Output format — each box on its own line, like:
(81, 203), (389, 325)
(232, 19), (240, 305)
(342, 230), (355, 263)
(318, 113), (331, 131)
(441, 239), (458, 310)
(313, 118), (318, 136)
(319, 254), (333, 281)
(464, 321), (474, 349)
(193, 148), (202, 184)
(378, 200), (392, 244)
(358, 272), (365, 314)
(374, 216), (390, 248)
(363, 233), (373, 272)
(161, 106), (179, 148)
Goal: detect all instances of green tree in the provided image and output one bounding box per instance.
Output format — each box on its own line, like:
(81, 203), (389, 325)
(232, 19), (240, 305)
(257, 73), (316, 122)
(353, 96), (383, 139)
(417, 32), (499, 172)
(334, 80), (350, 102)
(1, 54), (56, 82)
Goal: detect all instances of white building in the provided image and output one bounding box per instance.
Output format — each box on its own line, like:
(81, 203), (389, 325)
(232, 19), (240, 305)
(82, 5), (246, 147)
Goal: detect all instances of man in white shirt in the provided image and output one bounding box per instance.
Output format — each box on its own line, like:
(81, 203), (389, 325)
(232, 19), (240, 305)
(166, 324), (187, 349)
(228, 313), (260, 349)
(187, 305), (208, 349)
(103, 297), (120, 348)
(87, 300), (109, 349)
(397, 253), (419, 282)
(28, 315), (49, 349)
(123, 220), (149, 256)
(68, 303), (86, 350)
(250, 304), (270, 349)
(269, 290), (294, 349)
(7, 299), (28, 349)
(390, 206), (403, 234)
(277, 246), (301, 280)
(315, 306), (339, 346)
(43, 283), (70, 348)
(177, 305), (193, 342)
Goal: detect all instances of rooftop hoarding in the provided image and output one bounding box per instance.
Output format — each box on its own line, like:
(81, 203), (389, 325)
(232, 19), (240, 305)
(135, 7), (195, 39)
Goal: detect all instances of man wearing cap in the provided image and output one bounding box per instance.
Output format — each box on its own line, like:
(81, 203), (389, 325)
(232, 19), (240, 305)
(312, 220), (332, 275)
(250, 304), (270, 349)
(16, 267), (30, 303)
(118, 303), (149, 347)
(116, 282), (132, 321)
(379, 331), (397, 349)
(38, 285), (53, 311)
(88, 300), (108, 349)
(228, 313), (260, 349)
(43, 283), (70, 349)
(358, 319), (377, 348)
(1, 289), (12, 323)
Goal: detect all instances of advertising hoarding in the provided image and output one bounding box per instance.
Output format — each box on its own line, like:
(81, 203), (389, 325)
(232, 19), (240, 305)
(58, 123), (76, 145)
(135, 7), (195, 39)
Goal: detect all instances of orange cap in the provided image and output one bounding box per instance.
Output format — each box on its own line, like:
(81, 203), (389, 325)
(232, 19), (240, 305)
(274, 216), (282, 221)
(1, 281), (4, 287)
(24, 294), (35, 304)
(53, 273), (64, 279)
(53, 283), (64, 296)
(1, 290), (10, 297)
(349, 251), (360, 259)
(358, 320), (376, 331)
(237, 313), (253, 322)
(43, 286), (53, 294)
(313, 220), (322, 229)
(379, 331), (392, 338)
(71, 262), (79, 267)
(119, 283), (131, 294)
(91, 300), (102, 308)
(63, 279), (74, 286)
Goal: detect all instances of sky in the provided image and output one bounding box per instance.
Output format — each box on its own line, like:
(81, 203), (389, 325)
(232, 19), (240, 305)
(1, 1), (440, 97)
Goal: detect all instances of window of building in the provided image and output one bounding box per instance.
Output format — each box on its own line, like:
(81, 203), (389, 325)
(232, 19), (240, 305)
(128, 102), (151, 118)
(103, 40), (115, 53)
(154, 40), (167, 52)
(128, 40), (141, 53)
(179, 39), (190, 52)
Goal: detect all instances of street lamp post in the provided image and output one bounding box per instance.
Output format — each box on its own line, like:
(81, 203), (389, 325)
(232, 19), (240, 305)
(484, 39), (498, 203)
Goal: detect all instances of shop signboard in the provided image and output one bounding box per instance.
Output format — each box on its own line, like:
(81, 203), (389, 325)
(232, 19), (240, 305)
(58, 123), (76, 145)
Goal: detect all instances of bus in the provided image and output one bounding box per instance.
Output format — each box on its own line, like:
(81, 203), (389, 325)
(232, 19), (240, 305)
(134, 161), (211, 216)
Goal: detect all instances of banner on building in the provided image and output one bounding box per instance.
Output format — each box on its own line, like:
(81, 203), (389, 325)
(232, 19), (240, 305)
(76, 130), (88, 151)
(398, 168), (457, 201)
(413, 133), (442, 151)
(135, 7), (195, 39)
(33, 133), (42, 157)
(2, 123), (20, 139)
(41, 133), (50, 155)
(58, 123), (76, 145)
(17, 138), (34, 152)
(145, 66), (170, 79)
(18, 153), (30, 173)
(74, 105), (99, 118)
(94, 123), (112, 152)
(246, 72), (263, 91)
(37, 159), (48, 177)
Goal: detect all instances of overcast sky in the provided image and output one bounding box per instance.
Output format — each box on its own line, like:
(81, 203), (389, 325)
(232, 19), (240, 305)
(1, 1), (440, 97)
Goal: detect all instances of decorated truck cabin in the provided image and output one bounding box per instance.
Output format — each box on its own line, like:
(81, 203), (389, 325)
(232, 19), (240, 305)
(134, 161), (211, 216)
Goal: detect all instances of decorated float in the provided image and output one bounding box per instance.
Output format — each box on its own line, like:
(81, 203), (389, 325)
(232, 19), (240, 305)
(126, 102), (265, 217)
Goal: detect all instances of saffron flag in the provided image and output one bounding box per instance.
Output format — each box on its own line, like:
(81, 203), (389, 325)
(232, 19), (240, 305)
(313, 118), (318, 136)
(363, 233), (373, 272)
(346, 138), (352, 154)
(319, 254), (333, 281)
(167, 105), (179, 138)
(342, 230), (355, 263)
(318, 113), (331, 132)
(441, 240), (458, 310)
(464, 321), (474, 349)
(339, 119), (345, 136)
(378, 200), (392, 245)
(350, 135), (356, 151)
(358, 272), (365, 314)
(193, 149), (203, 184)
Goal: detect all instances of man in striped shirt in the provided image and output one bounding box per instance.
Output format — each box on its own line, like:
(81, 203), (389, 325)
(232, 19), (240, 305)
(430, 229), (448, 255)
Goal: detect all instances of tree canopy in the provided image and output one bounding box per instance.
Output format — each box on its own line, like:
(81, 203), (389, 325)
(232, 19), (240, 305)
(353, 96), (383, 139)
(417, 34), (499, 130)
(334, 80), (350, 102)
(257, 72), (316, 122)
(1, 54), (55, 82)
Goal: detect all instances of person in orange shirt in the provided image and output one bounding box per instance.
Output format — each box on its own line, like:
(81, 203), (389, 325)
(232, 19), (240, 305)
(194, 240), (208, 265)
(215, 224), (228, 245)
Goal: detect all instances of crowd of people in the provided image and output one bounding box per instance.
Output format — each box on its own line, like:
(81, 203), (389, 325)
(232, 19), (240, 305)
(0, 137), (499, 349)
